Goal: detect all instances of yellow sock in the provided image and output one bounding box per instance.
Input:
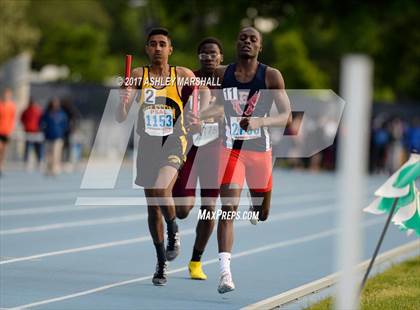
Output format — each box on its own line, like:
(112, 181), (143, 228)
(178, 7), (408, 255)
(189, 261), (207, 280)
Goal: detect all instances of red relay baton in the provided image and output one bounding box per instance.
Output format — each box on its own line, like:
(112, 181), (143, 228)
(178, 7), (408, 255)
(192, 85), (199, 116)
(124, 54), (132, 87)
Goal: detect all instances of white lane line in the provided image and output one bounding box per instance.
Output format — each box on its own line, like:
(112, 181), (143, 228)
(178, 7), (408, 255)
(74, 190), (335, 206)
(1, 179), (379, 212)
(1, 189), (147, 204)
(1, 192), (79, 204)
(0, 236), (154, 265)
(5, 218), (384, 310)
(0, 180), (80, 192)
(0, 187), (78, 196)
(1, 186), (73, 195)
(0, 182), (336, 204)
(75, 197), (148, 206)
(0, 189), (140, 201)
(0, 204), (142, 216)
(0, 214), (148, 235)
(0, 205), (334, 264)
(0, 190), (336, 217)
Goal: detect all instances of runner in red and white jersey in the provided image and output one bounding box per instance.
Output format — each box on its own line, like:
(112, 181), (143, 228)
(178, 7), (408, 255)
(198, 27), (292, 293)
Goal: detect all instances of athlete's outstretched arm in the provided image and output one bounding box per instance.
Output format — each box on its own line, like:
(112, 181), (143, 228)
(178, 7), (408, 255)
(239, 68), (291, 131)
(116, 67), (143, 123)
(263, 68), (292, 127)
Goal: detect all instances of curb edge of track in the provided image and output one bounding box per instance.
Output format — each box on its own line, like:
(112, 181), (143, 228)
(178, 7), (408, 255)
(241, 240), (420, 310)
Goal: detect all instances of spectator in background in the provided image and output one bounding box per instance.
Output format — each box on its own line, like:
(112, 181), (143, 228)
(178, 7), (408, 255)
(320, 115), (339, 170)
(40, 97), (69, 176)
(370, 115), (390, 173)
(0, 88), (16, 177)
(21, 98), (44, 171)
(61, 98), (81, 172)
(406, 117), (420, 154)
(385, 118), (407, 174)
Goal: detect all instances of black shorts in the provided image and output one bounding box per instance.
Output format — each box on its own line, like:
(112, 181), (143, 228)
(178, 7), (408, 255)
(135, 135), (186, 188)
(172, 139), (221, 198)
(0, 135), (10, 143)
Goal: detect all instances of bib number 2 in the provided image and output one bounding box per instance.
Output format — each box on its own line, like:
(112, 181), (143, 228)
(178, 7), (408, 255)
(144, 89), (156, 104)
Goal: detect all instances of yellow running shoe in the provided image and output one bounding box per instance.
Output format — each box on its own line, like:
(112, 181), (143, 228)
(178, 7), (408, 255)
(189, 261), (207, 280)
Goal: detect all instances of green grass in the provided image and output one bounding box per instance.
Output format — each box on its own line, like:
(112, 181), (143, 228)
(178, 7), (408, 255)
(306, 256), (420, 310)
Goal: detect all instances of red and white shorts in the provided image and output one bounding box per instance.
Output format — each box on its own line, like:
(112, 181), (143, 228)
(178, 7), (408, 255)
(218, 146), (273, 192)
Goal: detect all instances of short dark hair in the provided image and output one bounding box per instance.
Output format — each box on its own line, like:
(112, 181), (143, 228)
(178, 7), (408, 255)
(197, 37), (223, 54)
(147, 27), (171, 44)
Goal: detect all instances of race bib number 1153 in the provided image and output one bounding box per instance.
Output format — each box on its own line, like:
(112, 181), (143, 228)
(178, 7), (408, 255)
(144, 108), (173, 136)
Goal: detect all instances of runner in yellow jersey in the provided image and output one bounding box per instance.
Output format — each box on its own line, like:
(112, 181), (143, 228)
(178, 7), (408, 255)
(136, 65), (188, 189)
(117, 28), (209, 286)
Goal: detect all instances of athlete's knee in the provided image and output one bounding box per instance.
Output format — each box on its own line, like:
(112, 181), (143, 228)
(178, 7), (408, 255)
(221, 203), (235, 213)
(147, 205), (161, 220)
(176, 205), (193, 219)
(220, 195), (240, 207)
(220, 184), (242, 206)
(201, 204), (216, 213)
(218, 203), (237, 222)
(152, 188), (171, 197)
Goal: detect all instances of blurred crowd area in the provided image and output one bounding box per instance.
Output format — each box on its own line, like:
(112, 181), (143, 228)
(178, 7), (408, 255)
(277, 112), (419, 174)
(0, 88), (87, 176)
(369, 115), (419, 174)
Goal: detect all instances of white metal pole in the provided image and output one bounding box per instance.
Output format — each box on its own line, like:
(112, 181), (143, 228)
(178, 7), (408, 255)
(336, 55), (373, 310)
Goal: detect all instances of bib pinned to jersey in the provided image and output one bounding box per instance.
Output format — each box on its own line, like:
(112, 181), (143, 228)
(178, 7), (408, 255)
(144, 105), (174, 136)
(193, 122), (219, 146)
(230, 117), (261, 140)
(138, 66), (185, 138)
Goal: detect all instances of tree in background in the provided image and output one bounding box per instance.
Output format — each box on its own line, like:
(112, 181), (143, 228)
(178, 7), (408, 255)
(2, 0), (419, 102)
(0, 0), (40, 63)
(28, 0), (116, 81)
